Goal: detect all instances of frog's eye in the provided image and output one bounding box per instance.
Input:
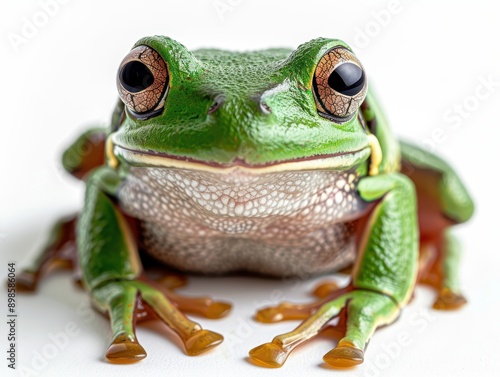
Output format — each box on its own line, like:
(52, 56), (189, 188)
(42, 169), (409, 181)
(117, 45), (169, 118)
(313, 47), (367, 120)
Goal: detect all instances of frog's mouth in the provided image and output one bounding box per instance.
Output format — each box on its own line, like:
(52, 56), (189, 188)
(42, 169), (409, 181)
(111, 143), (372, 175)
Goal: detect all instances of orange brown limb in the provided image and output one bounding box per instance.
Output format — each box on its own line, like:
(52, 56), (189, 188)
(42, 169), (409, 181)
(17, 216), (78, 292)
(254, 285), (352, 323)
(150, 274), (231, 319)
(417, 233), (467, 310)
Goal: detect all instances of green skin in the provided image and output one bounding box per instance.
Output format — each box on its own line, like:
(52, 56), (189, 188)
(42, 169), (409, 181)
(23, 36), (473, 368)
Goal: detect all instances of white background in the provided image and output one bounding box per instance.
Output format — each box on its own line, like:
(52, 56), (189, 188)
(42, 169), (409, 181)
(1, 1), (499, 376)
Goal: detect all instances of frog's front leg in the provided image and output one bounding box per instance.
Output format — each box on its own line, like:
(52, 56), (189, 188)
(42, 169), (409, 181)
(249, 173), (418, 368)
(80, 167), (224, 363)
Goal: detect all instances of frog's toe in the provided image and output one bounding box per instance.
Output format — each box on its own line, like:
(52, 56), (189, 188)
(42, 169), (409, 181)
(312, 281), (340, 298)
(250, 295), (351, 368)
(16, 259), (74, 292)
(155, 276), (232, 319)
(165, 293), (232, 319)
(433, 288), (467, 310)
(255, 307), (286, 323)
(184, 329), (224, 356)
(138, 281), (225, 355)
(248, 341), (289, 368)
(105, 334), (147, 364)
(157, 274), (188, 290)
(323, 343), (364, 368)
(254, 302), (315, 323)
(205, 301), (232, 319)
(16, 271), (38, 292)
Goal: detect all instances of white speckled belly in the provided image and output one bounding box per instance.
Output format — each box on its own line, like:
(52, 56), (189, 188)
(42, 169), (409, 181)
(118, 167), (368, 277)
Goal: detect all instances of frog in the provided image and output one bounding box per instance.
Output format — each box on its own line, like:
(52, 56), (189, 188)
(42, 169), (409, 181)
(17, 36), (474, 368)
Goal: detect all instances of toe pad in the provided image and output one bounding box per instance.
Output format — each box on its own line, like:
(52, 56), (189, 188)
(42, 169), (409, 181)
(184, 330), (223, 356)
(323, 346), (364, 368)
(248, 342), (289, 368)
(105, 335), (147, 364)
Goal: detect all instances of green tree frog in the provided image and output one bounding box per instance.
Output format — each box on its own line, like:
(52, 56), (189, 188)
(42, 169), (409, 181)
(18, 36), (474, 368)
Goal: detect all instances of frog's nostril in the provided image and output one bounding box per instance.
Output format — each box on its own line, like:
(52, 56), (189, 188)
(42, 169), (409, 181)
(260, 102), (272, 114)
(208, 100), (222, 114)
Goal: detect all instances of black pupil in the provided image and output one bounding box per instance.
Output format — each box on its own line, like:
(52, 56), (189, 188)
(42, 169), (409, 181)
(327, 63), (365, 96)
(120, 61), (154, 93)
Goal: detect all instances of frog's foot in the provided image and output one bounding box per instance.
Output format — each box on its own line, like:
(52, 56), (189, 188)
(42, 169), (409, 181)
(105, 334), (147, 363)
(255, 301), (321, 323)
(249, 290), (399, 368)
(17, 216), (77, 292)
(94, 279), (224, 364)
(153, 275), (232, 319)
(432, 288), (467, 310)
(312, 281), (341, 298)
(18, 259), (73, 292)
(254, 283), (350, 323)
(418, 233), (467, 311)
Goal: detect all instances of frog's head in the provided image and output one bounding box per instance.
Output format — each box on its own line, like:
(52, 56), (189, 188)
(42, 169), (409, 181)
(111, 36), (378, 174)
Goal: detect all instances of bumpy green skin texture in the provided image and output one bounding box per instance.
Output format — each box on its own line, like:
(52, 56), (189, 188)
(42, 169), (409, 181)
(319, 290), (398, 351)
(68, 36), (475, 361)
(356, 173), (418, 304)
(77, 167), (140, 291)
(113, 37), (371, 164)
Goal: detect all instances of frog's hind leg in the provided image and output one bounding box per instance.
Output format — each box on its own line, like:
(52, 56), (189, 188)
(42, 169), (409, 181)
(18, 127), (109, 291)
(400, 141), (474, 310)
(17, 215), (79, 292)
(418, 231), (467, 309)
